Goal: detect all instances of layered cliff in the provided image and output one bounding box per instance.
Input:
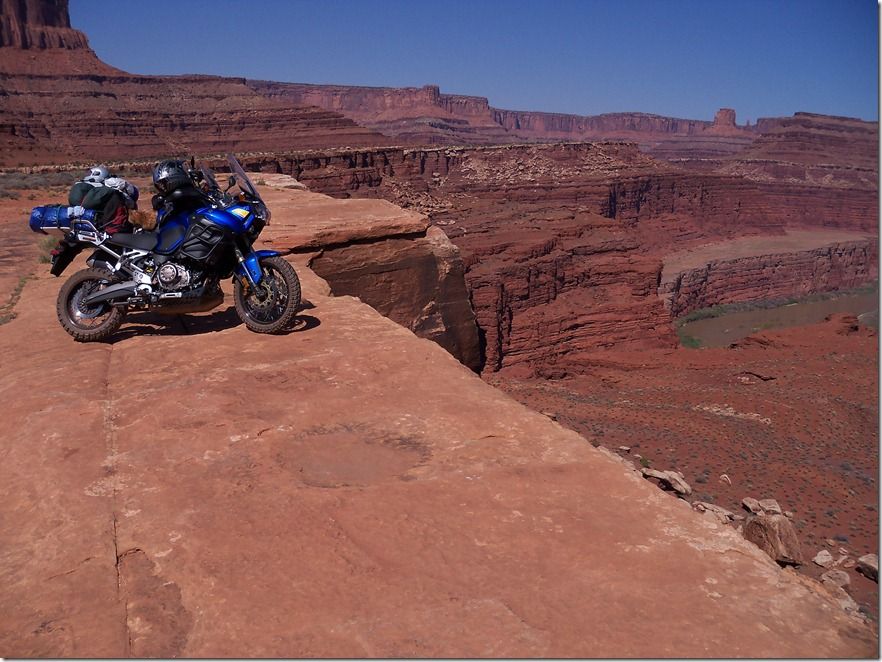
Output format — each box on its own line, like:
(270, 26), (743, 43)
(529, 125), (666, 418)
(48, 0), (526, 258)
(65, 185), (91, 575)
(247, 78), (760, 158)
(661, 235), (879, 317)
(0, 72), (387, 165)
(0, 1), (388, 166)
(255, 178), (482, 371)
(246, 82), (512, 145)
(715, 113), (878, 189)
(0, 0), (120, 74)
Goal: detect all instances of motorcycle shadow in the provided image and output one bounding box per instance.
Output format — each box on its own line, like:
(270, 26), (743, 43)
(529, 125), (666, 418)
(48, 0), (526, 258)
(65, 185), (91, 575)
(109, 304), (321, 342)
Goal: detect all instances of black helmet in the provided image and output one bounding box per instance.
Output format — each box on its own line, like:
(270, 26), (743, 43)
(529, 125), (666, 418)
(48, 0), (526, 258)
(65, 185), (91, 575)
(152, 160), (191, 195)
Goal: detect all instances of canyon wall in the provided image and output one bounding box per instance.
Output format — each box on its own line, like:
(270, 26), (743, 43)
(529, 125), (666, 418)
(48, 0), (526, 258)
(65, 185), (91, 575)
(0, 1), (388, 166)
(228, 141), (877, 372)
(0, 73), (387, 165)
(661, 240), (879, 318)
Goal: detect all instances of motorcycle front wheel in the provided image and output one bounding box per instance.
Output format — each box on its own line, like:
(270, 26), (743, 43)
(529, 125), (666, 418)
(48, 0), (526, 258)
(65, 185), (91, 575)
(56, 268), (126, 342)
(233, 256), (301, 334)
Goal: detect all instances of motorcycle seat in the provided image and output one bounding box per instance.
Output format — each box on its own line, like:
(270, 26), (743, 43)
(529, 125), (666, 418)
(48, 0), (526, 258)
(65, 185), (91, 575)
(107, 231), (157, 251)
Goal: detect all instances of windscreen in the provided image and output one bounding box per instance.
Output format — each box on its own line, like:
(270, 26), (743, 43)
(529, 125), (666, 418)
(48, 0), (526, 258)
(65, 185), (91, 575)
(227, 154), (260, 199)
(200, 165), (219, 192)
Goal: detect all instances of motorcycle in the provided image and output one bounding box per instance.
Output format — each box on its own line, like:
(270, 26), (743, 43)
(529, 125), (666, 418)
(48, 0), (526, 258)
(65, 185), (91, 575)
(29, 154), (301, 341)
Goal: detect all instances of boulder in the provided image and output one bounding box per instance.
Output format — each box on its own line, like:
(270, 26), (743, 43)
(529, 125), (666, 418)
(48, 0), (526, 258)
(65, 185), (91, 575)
(641, 468), (692, 496)
(820, 570), (851, 591)
(758, 499), (782, 515)
(856, 554), (878, 582)
(741, 497), (763, 514)
(813, 550), (835, 568)
(742, 514), (803, 566)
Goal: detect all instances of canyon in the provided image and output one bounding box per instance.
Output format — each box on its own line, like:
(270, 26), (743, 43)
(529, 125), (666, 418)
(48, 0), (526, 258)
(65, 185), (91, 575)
(223, 137), (877, 373)
(0, 0), (878, 655)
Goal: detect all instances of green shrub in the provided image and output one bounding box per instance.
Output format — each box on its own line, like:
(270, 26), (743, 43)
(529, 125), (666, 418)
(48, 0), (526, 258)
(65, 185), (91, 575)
(677, 328), (703, 349)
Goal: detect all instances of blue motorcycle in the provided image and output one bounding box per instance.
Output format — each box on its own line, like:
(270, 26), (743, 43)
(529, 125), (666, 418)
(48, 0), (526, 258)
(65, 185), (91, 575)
(30, 154), (301, 341)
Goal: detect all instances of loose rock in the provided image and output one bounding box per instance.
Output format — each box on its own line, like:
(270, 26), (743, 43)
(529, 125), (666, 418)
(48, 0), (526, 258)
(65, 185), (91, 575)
(758, 499), (782, 515)
(742, 514), (803, 566)
(741, 497), (763, 514)
(856, 554), (878, 582)
(641, 468), (692, 496)
(813, 550), (835, 568)
(820, 569), (851, 591)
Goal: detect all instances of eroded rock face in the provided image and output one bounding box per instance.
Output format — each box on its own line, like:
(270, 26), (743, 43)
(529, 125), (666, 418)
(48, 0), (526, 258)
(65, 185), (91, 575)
(258, 185), (481, 371)
(308, 226), (482, 371)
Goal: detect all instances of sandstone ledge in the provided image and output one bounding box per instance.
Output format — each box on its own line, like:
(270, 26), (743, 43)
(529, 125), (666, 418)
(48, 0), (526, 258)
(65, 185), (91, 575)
(0, 263), (875, 657)
(257, 181), (480, 371)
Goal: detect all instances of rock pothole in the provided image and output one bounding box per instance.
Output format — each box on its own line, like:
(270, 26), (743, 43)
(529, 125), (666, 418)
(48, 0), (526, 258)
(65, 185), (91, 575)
(275, 425), (430, 488)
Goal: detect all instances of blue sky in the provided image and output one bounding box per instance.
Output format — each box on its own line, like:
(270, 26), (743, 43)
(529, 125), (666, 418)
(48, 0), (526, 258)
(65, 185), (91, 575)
(70, 0), (878, 122)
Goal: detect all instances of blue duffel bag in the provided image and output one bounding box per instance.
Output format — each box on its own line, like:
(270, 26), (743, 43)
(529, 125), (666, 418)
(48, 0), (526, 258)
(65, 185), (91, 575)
(29, 205), (97, 234)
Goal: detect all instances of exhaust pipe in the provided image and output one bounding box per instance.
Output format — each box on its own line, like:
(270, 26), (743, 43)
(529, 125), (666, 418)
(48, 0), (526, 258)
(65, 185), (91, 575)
(82, 280), (138, 305)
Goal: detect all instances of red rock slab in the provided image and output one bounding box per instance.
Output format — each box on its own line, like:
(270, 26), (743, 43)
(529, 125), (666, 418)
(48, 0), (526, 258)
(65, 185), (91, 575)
(0, 268), (876, 657)
(260, 187), (429, 252)
(0, 277), (125, 657)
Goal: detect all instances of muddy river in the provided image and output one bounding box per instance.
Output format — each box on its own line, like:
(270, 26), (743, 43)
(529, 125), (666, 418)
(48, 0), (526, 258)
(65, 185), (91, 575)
(677, 291), (879, 348)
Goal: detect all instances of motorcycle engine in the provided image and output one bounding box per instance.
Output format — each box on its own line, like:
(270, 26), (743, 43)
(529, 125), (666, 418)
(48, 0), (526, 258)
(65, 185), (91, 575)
(156, 262), (192, 291)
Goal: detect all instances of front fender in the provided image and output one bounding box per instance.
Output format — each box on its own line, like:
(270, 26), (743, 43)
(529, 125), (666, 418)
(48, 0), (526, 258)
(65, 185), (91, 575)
(234, 250), (281, 285)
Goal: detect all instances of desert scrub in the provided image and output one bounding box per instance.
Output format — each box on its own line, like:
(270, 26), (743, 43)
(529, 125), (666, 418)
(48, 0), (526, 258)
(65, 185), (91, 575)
(37, 235), (59, 263)
(0, 170), (78, 193)
(0, 275), (32, 325)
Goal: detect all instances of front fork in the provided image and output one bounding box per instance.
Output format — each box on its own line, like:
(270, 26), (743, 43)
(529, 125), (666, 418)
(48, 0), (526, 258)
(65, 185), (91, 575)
(233, 242), (282, 291)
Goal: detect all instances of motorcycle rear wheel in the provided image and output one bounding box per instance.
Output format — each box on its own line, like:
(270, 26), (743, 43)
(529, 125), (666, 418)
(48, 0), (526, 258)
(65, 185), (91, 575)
(233, 256), (301, 334)
(56, 268), (125, 342)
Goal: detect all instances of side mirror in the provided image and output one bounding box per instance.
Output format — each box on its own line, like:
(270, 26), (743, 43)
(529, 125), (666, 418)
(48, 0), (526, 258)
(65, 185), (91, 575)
(224, 175), (237, 193)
